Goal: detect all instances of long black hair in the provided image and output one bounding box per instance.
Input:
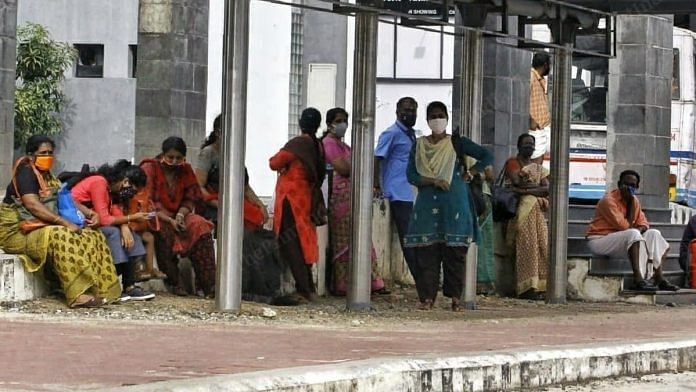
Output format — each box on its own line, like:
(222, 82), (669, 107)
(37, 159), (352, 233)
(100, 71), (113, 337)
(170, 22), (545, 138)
(202, 114), (222, 149)
(97, 159), (133, 186)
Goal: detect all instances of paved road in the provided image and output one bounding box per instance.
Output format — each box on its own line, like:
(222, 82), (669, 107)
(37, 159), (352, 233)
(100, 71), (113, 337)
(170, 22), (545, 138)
(2, 306), (696, 390)
(544, 371), (696, 391)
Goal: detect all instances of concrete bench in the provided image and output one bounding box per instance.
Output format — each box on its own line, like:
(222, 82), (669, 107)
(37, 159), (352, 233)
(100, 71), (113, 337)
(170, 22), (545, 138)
(0, 252), (48, 302)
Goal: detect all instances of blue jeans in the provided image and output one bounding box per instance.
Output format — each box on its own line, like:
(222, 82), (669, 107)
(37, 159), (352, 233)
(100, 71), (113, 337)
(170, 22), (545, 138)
(99, 226), (146, 265)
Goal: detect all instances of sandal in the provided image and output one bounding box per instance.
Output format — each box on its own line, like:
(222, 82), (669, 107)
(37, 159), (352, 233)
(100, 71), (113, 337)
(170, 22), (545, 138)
(71, 295), (106, 308)
(451, 298), (462, 312)
(372, 287), (391, 295)
(418, 299), (434, 310)
(151, 269), (168, 279)
(174, 286), (189, 296)
(656, 280), (680, 291)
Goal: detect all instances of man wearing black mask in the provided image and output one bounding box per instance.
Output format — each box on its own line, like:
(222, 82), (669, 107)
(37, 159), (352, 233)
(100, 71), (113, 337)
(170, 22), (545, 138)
(375, 96), (419, 282)
(587, 170), (680, 292)
(529, 51), (551, 164)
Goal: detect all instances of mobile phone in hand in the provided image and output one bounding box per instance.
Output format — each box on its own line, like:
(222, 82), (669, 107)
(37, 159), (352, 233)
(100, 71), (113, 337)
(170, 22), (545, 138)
(147, 212), (157, 220)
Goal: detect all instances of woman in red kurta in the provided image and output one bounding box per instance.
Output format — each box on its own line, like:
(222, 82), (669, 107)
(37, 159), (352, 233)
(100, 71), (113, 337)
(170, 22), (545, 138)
(270, 107), (326, 300)
(140, 137), (216, 297)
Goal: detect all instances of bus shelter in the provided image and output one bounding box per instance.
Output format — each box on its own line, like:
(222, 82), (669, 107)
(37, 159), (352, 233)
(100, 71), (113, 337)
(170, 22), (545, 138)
(214, 0), (683, 312)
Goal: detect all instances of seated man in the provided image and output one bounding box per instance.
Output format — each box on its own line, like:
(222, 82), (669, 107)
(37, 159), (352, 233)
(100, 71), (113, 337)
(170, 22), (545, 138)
(678, 214), (696, 287)
(586, 170), (679, 291)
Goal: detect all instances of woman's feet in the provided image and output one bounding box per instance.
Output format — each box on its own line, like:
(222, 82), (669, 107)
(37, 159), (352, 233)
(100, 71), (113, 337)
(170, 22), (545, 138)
(451, 297), (462, 312)
(518, 289), (545, 301)
(71, 294), (106, 308)
(418, 299), (434, 310)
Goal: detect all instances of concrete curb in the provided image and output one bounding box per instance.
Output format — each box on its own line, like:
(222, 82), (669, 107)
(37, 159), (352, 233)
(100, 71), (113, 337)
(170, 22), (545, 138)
(105, 338), (696, 391)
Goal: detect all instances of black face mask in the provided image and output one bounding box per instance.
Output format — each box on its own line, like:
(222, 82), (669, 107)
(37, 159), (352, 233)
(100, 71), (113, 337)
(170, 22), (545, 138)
(117, 187), (137, 202)
(519, 146), (535, 158)
(399, 113), (417, 128)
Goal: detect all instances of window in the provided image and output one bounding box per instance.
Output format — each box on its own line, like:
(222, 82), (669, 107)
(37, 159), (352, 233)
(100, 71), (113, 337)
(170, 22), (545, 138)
(672, 48), (680, 100)
(74, 44), (104, 78)
(129, 45), (137, 78)
(570, 57), (608, 124)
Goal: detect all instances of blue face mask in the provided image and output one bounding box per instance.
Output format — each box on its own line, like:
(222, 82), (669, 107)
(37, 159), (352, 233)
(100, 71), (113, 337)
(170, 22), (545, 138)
(628, 185), (637, 196)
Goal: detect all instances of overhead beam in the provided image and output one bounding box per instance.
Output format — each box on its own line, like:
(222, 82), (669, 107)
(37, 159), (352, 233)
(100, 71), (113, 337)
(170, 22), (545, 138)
(565, 0), (696, 14)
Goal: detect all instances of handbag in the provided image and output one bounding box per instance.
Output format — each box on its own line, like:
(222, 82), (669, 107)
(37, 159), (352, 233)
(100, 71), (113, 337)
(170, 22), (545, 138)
(57, 183), (84, 227)
(10, 157), (57, 234)
(492, 164), (518, 222)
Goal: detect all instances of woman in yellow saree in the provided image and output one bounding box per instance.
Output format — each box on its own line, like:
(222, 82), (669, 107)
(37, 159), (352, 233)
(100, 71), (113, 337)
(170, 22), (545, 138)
(504, 134), (549, 300)
(0, 135), (121, 307)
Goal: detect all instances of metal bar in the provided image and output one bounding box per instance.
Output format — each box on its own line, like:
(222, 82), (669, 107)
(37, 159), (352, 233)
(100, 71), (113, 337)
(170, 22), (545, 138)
(256, 0), (615, 58)
(462, 29), (484, 311)
(546, 44), (572, 305)
(452, 11), (467, 136)
(347, 2), (378, 311)
(216, 0), (250, 312)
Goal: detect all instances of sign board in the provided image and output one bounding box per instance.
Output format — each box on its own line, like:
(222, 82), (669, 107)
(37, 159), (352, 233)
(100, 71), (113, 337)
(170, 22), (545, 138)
(382, 0), (454, 25)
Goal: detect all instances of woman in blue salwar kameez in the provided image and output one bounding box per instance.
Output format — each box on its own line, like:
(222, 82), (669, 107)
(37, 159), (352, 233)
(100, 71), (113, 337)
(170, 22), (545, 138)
(404, 101), (493, 311)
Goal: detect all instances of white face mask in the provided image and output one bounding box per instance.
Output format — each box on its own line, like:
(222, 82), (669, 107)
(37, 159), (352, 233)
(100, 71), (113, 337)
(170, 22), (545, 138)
(333, 122), (348, 138)
(428, 118), (448, 135)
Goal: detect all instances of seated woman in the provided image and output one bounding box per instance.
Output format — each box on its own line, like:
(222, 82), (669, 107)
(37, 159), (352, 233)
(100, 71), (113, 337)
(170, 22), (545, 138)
(404, 101), (493, 311)
(504, 134), (550, 300)
(71, 159), (155, 301)
(140, 137), (216, 298)
(321, 107), (386, 296)
(0, 135), (121, 307)
(121, 165), (167, 281)
(195, 114), (268, 226)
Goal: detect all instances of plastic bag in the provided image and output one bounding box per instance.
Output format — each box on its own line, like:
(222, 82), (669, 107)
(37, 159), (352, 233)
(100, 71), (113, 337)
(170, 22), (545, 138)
(57, 183), (85, 228)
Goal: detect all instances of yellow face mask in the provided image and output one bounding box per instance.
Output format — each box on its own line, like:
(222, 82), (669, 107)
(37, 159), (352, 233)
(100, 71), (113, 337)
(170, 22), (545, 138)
(34, 156), (55, 171)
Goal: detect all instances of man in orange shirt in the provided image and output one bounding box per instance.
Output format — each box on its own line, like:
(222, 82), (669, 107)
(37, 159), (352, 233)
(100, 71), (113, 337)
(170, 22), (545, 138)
(586, 170), (679, 291)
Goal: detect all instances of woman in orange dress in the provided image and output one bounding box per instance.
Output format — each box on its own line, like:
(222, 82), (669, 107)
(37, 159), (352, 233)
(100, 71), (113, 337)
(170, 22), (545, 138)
(269, 108), (326, 302)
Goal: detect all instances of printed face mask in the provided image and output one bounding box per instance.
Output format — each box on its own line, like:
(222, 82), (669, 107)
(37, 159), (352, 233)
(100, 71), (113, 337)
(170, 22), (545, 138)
(161, 157), (185, 167)
(428, 118), (448, 135)
(333, 122), (348, 138)
(34, 156), (54, 171)
(119, 186), (137, 201)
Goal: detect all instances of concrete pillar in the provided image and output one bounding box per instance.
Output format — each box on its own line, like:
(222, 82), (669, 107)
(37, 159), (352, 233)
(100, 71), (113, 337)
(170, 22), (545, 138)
(135, 0), (209, 161)
(0, 0), (17, 188)
(606, 15), (673, 209)
(478, 17), (531, 297)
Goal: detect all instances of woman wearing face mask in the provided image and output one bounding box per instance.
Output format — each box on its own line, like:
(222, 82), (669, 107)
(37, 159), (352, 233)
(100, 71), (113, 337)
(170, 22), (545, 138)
(321, 107), (387, 296)
(404, 101), (493, 311)
(504, 133), (550, 300)
(0, 135), (121, 308)
(140, 137), (216, 298)
(71, 159), (155, 301)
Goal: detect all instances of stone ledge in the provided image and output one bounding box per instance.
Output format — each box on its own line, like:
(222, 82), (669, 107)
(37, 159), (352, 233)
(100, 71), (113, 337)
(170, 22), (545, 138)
(103, 338), (696, 391)
(0, 253), (48, 302)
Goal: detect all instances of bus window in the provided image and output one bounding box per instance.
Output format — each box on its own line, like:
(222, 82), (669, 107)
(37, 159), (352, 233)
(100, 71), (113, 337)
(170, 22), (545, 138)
(571, 57), (608, 123)
(673, 48), (680, 100)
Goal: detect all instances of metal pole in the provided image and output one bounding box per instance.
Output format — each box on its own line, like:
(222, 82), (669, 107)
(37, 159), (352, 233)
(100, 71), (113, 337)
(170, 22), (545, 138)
(452, 11), (468, 137)
(216, 0), (250, 312)
(462, 29), (484, 310)
(347, 1), (378, 311)
(547, 44), (572, 304)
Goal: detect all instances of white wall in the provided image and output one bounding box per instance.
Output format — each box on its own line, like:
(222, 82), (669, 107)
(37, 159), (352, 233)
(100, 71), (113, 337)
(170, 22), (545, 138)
(206, 1), (292, 197)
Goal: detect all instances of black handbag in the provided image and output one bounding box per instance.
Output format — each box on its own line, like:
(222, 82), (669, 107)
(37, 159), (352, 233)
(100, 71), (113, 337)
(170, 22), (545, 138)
(492, 164), (518, 222)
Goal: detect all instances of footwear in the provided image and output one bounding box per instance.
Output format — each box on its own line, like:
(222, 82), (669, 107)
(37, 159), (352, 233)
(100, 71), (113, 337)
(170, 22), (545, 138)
(451, 298), (462, 312)
(174, 286), (189, 296)
(132, 257), (151, 282)
(418, 299), (434, 310)
(71, 295), (106, 308)
(519, 289), (544, 300)
(656, 280), (680, 291)
(151, 269), (168, 279)
(125, 286), (155, 301)
(372, 287), (391, 295)
(633, 279), (657, 291)
(118, 293), (132, 303)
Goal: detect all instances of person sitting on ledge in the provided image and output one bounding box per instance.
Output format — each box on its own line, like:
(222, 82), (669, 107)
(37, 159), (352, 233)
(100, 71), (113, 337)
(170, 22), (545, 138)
(586, 170), (680, 292)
